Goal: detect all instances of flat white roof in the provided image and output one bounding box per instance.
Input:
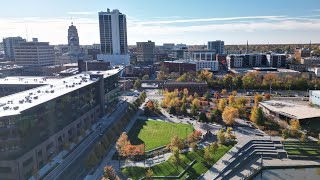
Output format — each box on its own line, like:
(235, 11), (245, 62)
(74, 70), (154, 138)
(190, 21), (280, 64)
(259, 100), (320, 120)
(0, 69), (122, 118)
(0, 76), (61, 85)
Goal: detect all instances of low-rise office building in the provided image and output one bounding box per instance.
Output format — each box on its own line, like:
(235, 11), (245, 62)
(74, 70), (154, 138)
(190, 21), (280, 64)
(0, 68), (122, 180)
(14, 40), (55, 67)
(136, 40), (155, 65)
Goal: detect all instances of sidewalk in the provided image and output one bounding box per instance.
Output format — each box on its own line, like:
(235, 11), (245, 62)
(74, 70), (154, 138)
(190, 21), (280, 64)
(85, 99), (148, 180)
(119, 152), (172, 168)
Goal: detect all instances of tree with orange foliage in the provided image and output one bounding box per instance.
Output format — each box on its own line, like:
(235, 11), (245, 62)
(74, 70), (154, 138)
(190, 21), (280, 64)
(116, 132), (131, 156)
(146, 100), (154, 111)
(264, 93), (271, 100)
(187, 130), (202, 144)
(124, 144), (144, 158)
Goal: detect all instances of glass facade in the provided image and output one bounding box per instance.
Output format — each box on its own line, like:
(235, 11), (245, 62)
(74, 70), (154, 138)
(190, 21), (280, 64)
(0, 82), (99, 160)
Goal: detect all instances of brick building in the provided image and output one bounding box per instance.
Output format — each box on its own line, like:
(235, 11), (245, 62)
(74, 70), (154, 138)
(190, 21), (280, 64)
(164, 81), (208, 96)
(162, 61), (196, 75)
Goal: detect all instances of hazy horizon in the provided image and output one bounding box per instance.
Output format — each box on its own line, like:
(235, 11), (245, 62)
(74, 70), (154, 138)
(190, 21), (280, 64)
(1, 0), (320, 45)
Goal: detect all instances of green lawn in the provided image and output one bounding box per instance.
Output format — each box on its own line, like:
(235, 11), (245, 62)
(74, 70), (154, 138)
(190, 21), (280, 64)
(284, 141), (320, 156)
(122, 145), (232, 179)
(128, 119), (194, 151)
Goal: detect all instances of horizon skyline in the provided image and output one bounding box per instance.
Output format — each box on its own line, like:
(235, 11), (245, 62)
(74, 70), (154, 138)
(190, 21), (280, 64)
(1, 0), (320, 45)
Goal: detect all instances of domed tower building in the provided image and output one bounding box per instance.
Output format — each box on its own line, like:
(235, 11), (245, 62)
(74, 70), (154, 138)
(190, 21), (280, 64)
(67, 22), (80, 55)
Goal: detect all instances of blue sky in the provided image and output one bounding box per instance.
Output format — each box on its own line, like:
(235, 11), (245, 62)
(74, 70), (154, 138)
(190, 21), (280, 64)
(1, 0), (320, 45)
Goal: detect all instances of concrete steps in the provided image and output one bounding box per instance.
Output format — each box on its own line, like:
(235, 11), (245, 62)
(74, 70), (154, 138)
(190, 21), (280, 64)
(213, 140), (285, 180)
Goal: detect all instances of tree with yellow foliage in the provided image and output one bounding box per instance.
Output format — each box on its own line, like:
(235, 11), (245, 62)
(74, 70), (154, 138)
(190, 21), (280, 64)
(218, 99), (226, 111)
(191, 98), (200, 108)
(263, 73), (279, 92)
(232, 90), (237, 96)
(221, 89), (227, 96)
(222, 106), (239, 126)
(183, 88), (189, 97)
(228, 95), (235, 105)
(198, 70), (213, 82)
(186, 95), (192, 102)
(254, 94), (263, 107)
(290, 119), (300, 132)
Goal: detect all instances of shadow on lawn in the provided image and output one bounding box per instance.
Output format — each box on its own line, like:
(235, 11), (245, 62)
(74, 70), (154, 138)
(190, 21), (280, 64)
(128, 119), (147, 146)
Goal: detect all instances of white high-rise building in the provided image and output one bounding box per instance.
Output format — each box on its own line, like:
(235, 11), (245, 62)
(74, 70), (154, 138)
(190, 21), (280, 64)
(97, 9), (129, 66)
(3, 37), (26, 59)
(14, 39), (55, 67)
(208, 40), (224, 54)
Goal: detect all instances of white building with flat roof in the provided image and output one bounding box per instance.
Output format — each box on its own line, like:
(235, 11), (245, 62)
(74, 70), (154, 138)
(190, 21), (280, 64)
(14, 40), (55, 67)
(259, 100), (320, 121)
(196, 60), (219, 71)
